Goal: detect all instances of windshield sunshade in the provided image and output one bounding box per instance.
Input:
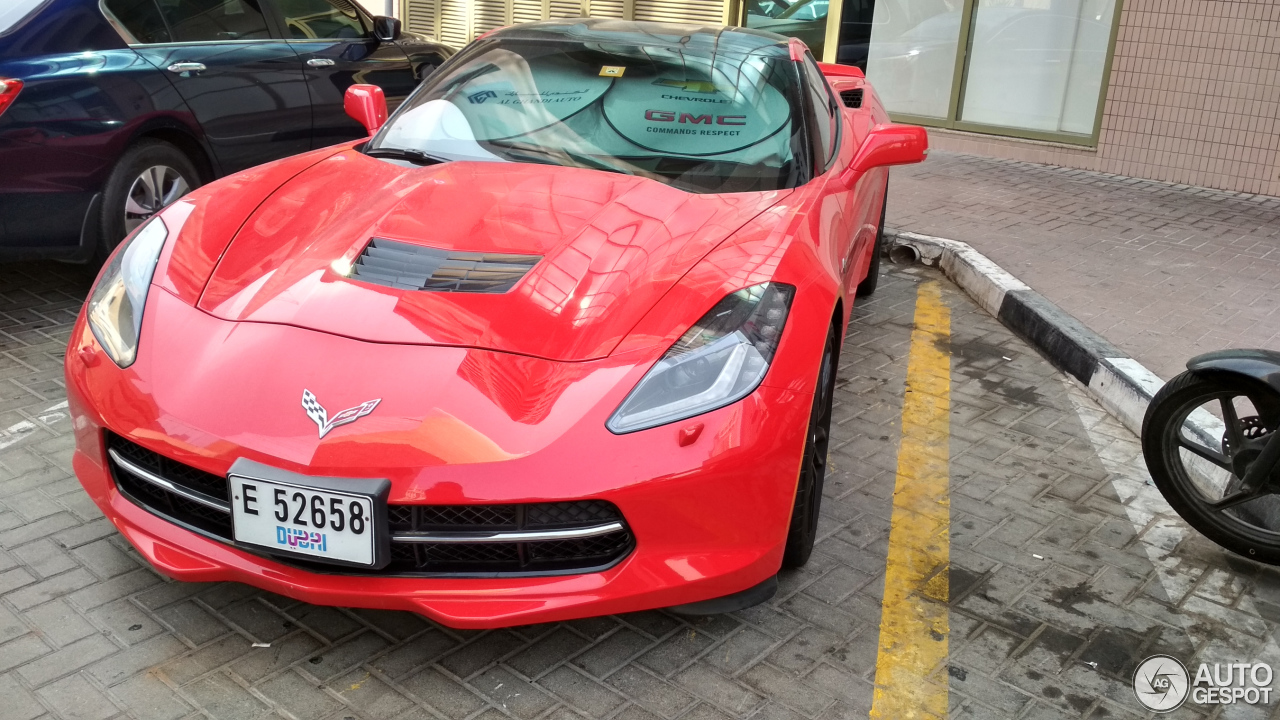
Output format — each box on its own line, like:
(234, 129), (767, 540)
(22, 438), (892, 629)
(370, 23), (806, 193)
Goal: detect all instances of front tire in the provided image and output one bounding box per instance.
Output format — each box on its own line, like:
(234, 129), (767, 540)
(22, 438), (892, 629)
(782, 324), (838, 568)
(98, 140), (199, 261)
(1142, 370), (1280, 563)
(855, 182), (888, 298)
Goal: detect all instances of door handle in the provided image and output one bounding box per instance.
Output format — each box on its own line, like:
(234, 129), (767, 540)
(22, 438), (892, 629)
(306, 58), (336, 67)
(166, 62), (206, 74)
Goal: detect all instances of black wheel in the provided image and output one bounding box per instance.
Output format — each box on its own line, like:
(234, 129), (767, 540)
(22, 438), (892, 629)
(855, 182), (888, 298)
(98, 140), (199, 261)
(1142, 370), (1280, 563)
(782, 324), (839, 568)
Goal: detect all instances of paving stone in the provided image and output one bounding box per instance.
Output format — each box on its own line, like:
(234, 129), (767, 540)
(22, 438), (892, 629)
(107, 673), (192, 720)
(12, 538), (77, 578)
(22, 597), (97, 647)
(36, 672), (120, 720)
(258, 669), (345, 719)
(89, 633), (187, 687)
(227, 630), (324, 683)
(328, 668), (415, 718)
(87, 597), (167, 645)
(17, 632), (119, 687)
(398, 666), (487, 719)
(70, 538), (139, 579)
(605, 665), (697, 719)
(182, 672), (270, 720)
(469, 665), (556, 717)
(367, 628), (458, 679)
(537, 664), (626, 716)
(0, 670), (47, 720)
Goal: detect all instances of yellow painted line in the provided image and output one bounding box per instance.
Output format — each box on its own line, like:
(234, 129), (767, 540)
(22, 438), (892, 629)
(870, 280), (952, 720)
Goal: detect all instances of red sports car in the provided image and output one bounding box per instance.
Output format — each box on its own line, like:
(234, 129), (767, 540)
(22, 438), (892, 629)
(66, 19), (926, 628)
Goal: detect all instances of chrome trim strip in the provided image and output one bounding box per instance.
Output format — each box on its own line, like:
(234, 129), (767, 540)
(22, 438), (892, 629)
(108, 449), (231, 514)
(390, 521), (625, 544)
(98, 0), (139, 44)
(126, 39), (277, 48)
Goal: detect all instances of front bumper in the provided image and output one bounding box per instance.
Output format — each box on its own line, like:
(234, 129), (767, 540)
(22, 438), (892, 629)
(66, 288), (812, 628)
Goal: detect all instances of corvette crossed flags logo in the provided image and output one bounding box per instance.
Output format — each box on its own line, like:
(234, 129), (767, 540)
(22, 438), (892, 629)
(301, 389), (381, 439)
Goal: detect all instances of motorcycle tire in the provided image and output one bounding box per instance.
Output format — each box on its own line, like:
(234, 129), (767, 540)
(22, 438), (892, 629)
(1142, 369), (1280, 564)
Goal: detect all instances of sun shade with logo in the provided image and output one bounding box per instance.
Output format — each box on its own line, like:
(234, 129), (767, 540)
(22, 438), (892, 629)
(370, 21), (806, 193)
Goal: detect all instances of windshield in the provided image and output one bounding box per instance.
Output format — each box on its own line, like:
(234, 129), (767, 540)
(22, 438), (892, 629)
(367, 25), (807, 193)
(0, 0), (47, 35)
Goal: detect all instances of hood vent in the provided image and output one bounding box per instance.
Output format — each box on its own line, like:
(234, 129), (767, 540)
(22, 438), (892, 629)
(349, 238), (541, 293)
(840, 89), (863, 108)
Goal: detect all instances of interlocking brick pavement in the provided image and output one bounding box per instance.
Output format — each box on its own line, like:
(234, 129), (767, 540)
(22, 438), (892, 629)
(888, 151), (1280, 382)
(2, 259), (1279, 719)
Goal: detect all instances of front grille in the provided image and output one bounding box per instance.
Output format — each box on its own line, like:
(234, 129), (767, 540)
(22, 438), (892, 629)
(105, 434), (633, 576)
(349, 238), (541, 293)
(839, 89), (863, 108)
(382, 499), (629, 574)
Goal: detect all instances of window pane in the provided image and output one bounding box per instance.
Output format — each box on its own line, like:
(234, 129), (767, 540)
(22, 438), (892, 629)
(156, 0), (270, 42)
(960, 0), (1116, 135)
(745, 0), (831, 59)
(833, 0), (877, 67)
(104, 0), (172, 43)
(802, 54), (836, 165)
(277, 0), (368, 39)
(864, 0), (962, 119)
(1, 0), (53, 35)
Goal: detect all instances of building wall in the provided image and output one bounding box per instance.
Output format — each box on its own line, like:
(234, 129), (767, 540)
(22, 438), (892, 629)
(401, 0), (730, 50)
(927, 0), (1280, 197)
(356, 0), (395, 17)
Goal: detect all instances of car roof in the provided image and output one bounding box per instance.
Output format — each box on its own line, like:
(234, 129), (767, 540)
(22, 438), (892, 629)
(485, 18), (795, 59)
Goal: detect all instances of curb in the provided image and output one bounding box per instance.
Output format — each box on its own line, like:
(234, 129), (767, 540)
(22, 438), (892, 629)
(884, 229), (1165, 438)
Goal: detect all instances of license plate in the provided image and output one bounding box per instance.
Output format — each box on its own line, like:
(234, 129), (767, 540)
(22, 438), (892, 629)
(229, 475), (377, 566)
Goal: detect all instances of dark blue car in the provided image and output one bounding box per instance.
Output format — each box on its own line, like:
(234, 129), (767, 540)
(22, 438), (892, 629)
(0, 0), (452, 261)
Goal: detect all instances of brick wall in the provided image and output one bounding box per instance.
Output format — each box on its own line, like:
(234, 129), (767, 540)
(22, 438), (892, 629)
(928, 0), (1280, 197)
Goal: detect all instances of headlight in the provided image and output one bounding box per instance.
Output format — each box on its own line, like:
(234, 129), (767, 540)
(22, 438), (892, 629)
(87, 217), (168, 368)
(607, 282), (795, 434)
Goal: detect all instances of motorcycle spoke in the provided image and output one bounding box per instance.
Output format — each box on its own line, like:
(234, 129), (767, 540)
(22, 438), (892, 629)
(1221, 396), (1244, 454)
(1178, 435), (1234, 470)
(1208, 488), (1263, 511)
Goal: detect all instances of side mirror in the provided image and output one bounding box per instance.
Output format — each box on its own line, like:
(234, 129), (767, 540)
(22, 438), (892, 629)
(344, 84), (387, 136)
(846, 123), (928, 178)
(372, 16), (401, 42)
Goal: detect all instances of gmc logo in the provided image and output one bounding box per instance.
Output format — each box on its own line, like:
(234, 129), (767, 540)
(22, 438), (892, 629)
(645, 110), (746, 126)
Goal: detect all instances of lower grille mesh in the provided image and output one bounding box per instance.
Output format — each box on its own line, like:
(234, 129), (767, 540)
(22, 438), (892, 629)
(105, 434), (633, 576)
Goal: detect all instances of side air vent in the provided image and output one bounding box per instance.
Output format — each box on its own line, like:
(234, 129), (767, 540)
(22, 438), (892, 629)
(349, 238), (541, 293)
(840, 89), (863, 109)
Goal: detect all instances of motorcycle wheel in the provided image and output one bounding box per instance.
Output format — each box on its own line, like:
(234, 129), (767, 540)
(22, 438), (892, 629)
(1142, 370), (1280, 563)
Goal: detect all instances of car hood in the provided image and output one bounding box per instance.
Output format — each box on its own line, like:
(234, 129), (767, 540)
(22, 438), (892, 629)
(196, 150), (790, 361)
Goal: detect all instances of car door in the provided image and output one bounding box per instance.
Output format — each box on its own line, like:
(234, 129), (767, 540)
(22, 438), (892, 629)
(268, 0), (417, 149)
(122, 0), (312, 174)
(798, 54), (857, 290)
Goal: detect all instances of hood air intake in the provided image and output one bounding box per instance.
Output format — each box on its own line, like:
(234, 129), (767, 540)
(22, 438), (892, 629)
(349, 238), (541, 293)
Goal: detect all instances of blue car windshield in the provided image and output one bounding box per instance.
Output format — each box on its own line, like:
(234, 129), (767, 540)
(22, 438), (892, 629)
(368, 23), (807, 193)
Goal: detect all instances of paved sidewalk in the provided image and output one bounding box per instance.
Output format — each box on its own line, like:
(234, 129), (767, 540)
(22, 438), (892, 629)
(888, 151), (1280, 382)
(3, 261), (1279, 719)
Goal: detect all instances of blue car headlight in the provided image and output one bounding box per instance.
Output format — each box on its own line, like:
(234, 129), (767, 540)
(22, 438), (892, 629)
(87, 217), (168, 368)
(607, 282), (795, 434)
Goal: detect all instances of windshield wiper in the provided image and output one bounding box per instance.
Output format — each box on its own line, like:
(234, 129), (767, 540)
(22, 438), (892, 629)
(364, 147), (447, 166)
(498, 145), (627, 176)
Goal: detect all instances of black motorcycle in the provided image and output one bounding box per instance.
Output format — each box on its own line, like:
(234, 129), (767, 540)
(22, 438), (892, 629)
(1142, 349), (1280, 563)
